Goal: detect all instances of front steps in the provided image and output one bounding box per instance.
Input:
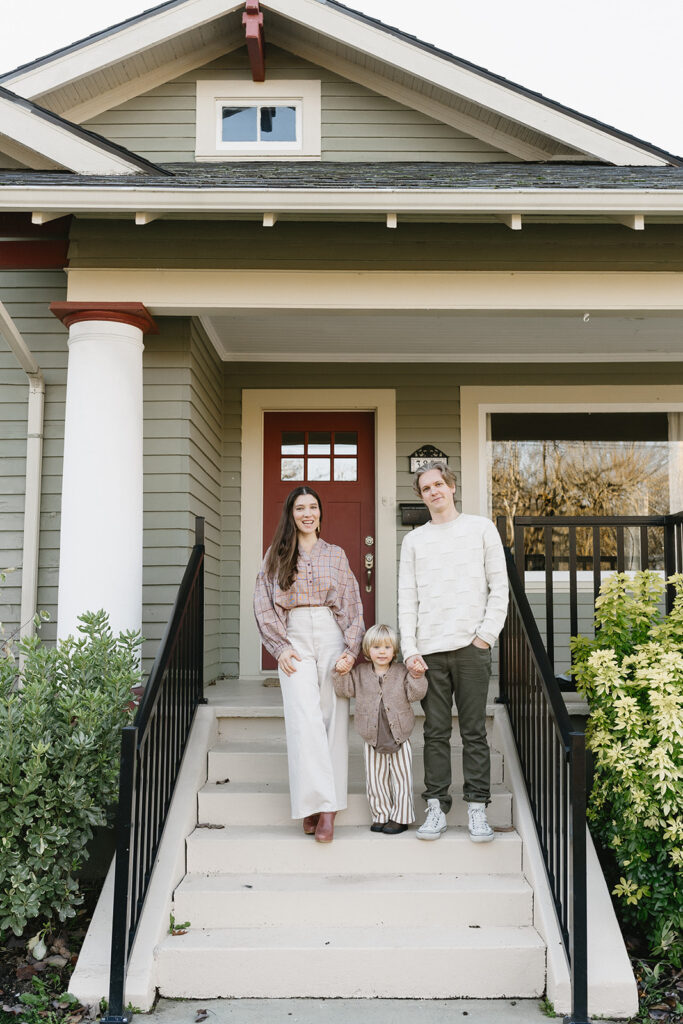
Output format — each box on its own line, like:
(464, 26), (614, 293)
(156, 682), (546, 1000)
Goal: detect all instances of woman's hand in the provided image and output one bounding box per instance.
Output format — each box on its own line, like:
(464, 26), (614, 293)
(472, 637), (490, 650)
(278, 647), (302, 677)
(335, 652), (355, 675)
(406, 654), (428, 678)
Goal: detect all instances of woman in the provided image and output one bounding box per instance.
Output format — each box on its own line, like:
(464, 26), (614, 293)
(254, 486), (364, 843)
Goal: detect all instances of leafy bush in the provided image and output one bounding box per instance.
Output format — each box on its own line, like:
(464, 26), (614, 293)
(0, 611), (141, 937)
(571, 571), (683, 965)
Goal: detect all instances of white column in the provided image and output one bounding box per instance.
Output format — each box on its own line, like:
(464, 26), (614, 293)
(57, 317), (144, 640)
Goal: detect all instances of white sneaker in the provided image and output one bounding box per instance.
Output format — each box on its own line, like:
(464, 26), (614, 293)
(468, 802), (494, 843)
(416, 798), (447, 841)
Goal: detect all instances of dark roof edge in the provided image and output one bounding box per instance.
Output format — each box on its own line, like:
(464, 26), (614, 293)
(321, 0), (683, 168)
(0, 86), (171, 175)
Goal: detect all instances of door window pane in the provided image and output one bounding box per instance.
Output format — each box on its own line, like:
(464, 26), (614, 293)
(334, 432), (357, 455)
(260, 106), (297, 142)
(281, 431), (305, 455)
(222, 106), (258, 142)
(308, 458), (331, 481)
(334, 458), (357, 482)
(308, 432), (331, 455)
(281, 458), (304, 481)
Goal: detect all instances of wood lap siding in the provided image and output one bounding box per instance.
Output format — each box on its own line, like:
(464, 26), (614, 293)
(142, 319), (223, 681)
(0, 270), (68, 645)
(82, 46), (515, 163)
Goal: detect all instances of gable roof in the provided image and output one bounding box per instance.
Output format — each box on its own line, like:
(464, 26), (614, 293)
(0, 0), (679, 168)
(0, 86), (168, 175)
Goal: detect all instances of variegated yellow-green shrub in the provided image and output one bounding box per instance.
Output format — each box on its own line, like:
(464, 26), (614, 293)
(571, 571), (683, 965)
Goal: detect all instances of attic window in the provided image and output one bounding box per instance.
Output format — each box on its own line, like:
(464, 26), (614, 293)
(196, 80), (321, 161)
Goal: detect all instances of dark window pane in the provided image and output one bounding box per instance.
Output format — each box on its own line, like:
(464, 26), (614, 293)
(334, 431), (357, 455)
(261, 105), (297, 142)
(490, 412), (668, 442)
(308, 432), (331, 455)
(282, 431), (305, 455)
(222, 106), (258, 142)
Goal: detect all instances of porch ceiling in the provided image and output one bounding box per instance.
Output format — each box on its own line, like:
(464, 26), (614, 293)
(199, 309), (683, 362)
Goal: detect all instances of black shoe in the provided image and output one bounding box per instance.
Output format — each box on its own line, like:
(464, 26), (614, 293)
(382, 820), (408, 834)
(370, 821), (387, 832)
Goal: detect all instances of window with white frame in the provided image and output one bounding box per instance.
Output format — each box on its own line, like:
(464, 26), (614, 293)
(196, 80), (321, 160)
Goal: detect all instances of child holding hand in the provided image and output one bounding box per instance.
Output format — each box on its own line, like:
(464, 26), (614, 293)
(333, 624), (427, 834)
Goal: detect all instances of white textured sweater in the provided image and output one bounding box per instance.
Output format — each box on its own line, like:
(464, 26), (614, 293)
(398, 513), (508, 660)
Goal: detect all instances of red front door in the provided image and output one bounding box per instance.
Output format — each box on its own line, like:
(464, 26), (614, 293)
(262, 412), (376, 669)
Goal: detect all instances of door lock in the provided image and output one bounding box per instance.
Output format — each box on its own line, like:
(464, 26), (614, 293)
(364, 553), (374, 593)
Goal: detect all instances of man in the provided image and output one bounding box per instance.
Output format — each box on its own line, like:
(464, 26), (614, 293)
(398, 462), (508, 842)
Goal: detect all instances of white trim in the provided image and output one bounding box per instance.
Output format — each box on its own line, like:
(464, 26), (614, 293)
(460, 385), (683, 515)
(3, 0), (670, 166)
(217, 350), (683, 364)
(65, 269), (683, 313)
(239, 389), (396, 677)
(196, 79), (321, 161)
(0, 94), (146, 175)
(5, 185), (683, 218)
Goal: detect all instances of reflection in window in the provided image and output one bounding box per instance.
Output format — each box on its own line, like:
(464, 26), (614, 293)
(335, 432), (357, 455)
(308, 458), (331, 481)
(334, 458), (357, 481)
(222, 106), (258, 142)
(222, 105), (297, 144)
(281, 458), (304, 481)
(308, 432), (331, 455)
(281, 432), (305, 455)
(260, 106), (297, 142)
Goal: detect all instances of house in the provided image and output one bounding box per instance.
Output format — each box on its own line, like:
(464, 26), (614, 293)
(2, 0), (682, 1016)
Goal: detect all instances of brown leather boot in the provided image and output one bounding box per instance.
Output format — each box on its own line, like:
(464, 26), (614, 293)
(302, 813), (320, 835)
(314, 811), (336, 843)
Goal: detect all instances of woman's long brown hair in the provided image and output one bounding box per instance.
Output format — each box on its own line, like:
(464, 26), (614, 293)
(265, 486), (323, 590)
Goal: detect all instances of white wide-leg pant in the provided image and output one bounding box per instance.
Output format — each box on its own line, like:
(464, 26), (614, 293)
(363, 739), (415, 824)
(278, 606), (349, 819)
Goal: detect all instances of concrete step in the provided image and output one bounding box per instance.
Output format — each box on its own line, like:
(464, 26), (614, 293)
(156, 924), (546, 999)
(216, 713), (496, 745)
(172, 871), (533, 929)
(197, 782), (512, 828)
(207, 740), (505, 786)
(185, 825), (523, 875)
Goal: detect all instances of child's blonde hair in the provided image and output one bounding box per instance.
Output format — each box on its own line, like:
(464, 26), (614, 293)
(362, 623), (399, 661)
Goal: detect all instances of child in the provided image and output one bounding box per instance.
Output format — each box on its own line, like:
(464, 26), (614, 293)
(333, 624), (427, 834)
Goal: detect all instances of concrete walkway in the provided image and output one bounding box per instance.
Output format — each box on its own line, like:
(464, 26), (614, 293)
(147, 998), (620, 1023)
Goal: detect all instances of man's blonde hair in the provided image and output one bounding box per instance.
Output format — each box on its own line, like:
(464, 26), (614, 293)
(362, 623), (399, 660)
(413, 461), (456, 498)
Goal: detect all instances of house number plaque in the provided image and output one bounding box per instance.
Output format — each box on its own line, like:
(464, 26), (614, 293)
(409, 445), (449, 473)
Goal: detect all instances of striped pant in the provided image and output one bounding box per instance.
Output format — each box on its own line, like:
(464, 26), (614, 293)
(363, 739), (415, 825)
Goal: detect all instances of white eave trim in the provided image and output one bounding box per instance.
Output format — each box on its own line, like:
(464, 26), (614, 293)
(1, 185), (683, 218)
(1, 0), (672, 169)
(0, 95), (150, 175)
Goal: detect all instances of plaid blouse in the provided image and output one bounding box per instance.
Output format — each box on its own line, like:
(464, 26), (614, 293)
(254, 539), (365, 661)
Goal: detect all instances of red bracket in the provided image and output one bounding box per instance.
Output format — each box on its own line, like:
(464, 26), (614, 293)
(243, 0), (266, 82)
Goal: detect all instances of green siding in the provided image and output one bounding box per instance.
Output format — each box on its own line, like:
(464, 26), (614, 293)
(68, 220), (683, 272)
(82, 46), (516, 163)
(0, 269), (68, 645)
(142, 319), (223, 679)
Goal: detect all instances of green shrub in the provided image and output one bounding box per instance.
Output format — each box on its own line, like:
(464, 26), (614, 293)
(571, 571), (683, 964)
(0, 610), (141, 937)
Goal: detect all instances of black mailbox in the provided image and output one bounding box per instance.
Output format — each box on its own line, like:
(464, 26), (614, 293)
(400, 503), (430, 526)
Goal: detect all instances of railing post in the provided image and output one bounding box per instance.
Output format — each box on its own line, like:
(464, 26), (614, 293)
(195, 516), (205, 704)
(664, 515), (676, 614)
(565, 731), (590, 1024)
(101, 726), (138, 1024)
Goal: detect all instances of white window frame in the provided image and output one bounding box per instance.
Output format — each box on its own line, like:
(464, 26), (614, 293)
(196, 80), (322, 161)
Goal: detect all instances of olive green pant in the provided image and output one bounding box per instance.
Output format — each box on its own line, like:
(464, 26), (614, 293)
(421, 645), (492, 811)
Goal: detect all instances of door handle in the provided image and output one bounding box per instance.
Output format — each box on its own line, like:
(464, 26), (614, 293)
(364, 553), (374, 593)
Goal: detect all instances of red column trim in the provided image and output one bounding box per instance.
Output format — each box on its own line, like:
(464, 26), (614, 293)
(243, 0), (266, 82)
(49, 302), (158, 335)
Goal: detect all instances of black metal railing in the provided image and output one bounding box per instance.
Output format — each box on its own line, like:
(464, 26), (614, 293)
(102, 518), (205, 1024)
(498, 545), (590, 1024)
(501, 512), (683, 675)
